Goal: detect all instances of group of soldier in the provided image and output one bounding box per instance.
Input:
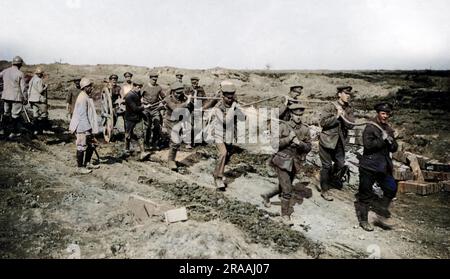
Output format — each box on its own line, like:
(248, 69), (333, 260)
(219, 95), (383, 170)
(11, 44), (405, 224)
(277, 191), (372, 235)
(1, 56), (398, 232)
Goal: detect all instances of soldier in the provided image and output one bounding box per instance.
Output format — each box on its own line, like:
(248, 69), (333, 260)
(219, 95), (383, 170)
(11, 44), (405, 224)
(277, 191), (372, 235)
(355, 103), (398, 232)
(101, 74), (122, 142)
(142, 72), (165, 150)
(124, 79), (151, 160)
(66, 78), (81, 121)
(279, 85), (304, 121)
(318, 85), (355, 201)
(120, 72), (134, 98)
(27, 67), (48, 135)
(164, 81), (193, 170)
(210, 81), (246, 190)
(69, 78), (100, 174)
(185, 76), (206, 148)
(261, 104), (312, 221)
(0, 56), (27, 139)
(175, 72), (184, 84)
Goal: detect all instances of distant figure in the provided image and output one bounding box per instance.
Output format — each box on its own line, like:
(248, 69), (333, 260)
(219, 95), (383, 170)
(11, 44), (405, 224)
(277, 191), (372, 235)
(142, 71), (165, 150)
(175, 72), (184, 84)
(0, 56), (27, 139)
(355, 102), (398, 232)
(120, 72), (134, 97)
(27, 67), (49, 135)
(279, 85), (303, 121)
(164, 81), (193, 171)
(210, 81), (246, 190)
(318, 85), (355, 201)
(185, 76), (206, 148)
(101, 74), (122, 142)
(124, 79), (150, 160)
(69, 78), (100, 174)
(66, 78), (81, 121)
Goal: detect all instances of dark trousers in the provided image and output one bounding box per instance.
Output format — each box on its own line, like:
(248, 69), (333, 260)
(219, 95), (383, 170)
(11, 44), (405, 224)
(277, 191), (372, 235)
(357, 167), (397, 205)
(143, 110), (162, 148)
(319, 141), (345, 191)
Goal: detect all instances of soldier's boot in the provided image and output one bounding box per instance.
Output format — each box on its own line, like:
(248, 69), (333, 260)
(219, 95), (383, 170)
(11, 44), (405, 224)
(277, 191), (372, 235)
(124, 139), (131, 155)
(76, 151), (92, 174)
(370, 196), (392, 218)
(84, 147), (99, 170)
(214, 177), (226, 191)
(373, 197), (394, 230)
(355, 201), (374, 232)
(321, 190), (334, 201)
(260, 188), (279, 208)
(168, 148), (178, 170)
(280, 198), (294, 226)
(139, 141), (151, 161)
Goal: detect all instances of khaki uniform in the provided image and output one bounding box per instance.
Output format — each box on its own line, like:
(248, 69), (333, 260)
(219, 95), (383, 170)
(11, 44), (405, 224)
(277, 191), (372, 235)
(319, 101), (354, 191)
(210, 100), (245, 179)
(0, 66), (26, 118)
(164, 94), (192, 162)
(269, 120), (311, 217)
(142, 83), (165, 148)
(28, 74), (48, 120)
(186, 85), (207, 145)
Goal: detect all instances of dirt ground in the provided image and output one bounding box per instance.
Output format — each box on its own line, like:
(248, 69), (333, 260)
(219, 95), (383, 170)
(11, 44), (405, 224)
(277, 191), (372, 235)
(0, 64), (449, 259)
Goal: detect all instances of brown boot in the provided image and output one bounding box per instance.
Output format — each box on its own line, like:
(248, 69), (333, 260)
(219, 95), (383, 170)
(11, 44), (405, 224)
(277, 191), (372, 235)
(168, 148), (178, 170)
(355, 202), (373, 232)
(280, 197), (294, 226)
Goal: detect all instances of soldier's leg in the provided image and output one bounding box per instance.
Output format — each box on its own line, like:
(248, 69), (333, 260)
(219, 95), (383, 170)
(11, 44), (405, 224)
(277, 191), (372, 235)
(276, 167), (294, 225)
(319, 144), (334, 201)
(75, 132), (91, 174)
(143, 111), (151, 148)
(151, 114), (162, 148)
(11, 102), (24, 136)
(331, 141), (346, 188)
(355, 167), (376, 231)
(167, 121), (181, 170)
(2, 101), (12, 135)
(84, 133), (99, 169)
(125, 120), (136, 152)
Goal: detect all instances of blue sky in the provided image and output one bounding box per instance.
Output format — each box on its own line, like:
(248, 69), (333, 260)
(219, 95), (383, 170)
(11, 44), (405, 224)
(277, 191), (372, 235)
(1, 0), (449, 69)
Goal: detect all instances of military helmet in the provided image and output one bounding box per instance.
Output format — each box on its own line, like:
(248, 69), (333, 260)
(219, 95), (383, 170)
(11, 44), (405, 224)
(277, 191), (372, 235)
(170, 81), (184, 91)
(149, 71), (159, 78)
(132, 79), (145, 86)
(220, 80), (236, 93)
(12, 56), (24, 65)
(337, 85), (353, 93)
(191, 76), (200, 81)
(34, 67), (44, 74)
(290, 84), (303, 91)
(80, 78), (93, 90)
(109, 74), (118, 80)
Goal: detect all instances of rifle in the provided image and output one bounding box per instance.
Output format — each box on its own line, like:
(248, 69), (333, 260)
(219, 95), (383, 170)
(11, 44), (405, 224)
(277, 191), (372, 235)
(241, 96), (278, 107)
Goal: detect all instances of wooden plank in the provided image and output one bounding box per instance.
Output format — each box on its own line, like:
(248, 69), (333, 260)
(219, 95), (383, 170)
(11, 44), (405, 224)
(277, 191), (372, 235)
(441, 181), (450, 192)
(422, 171), (450, 182)
(393, 166), (414, 181)
(398, 180), (442, 196)
(165, 207), (188, 224)
(406, 153), (425, 182)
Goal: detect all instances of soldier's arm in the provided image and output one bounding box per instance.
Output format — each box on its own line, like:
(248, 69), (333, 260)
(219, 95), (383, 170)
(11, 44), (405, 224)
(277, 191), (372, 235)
(277, 124), (294, 150)
(363, 125), (386, 151)
(297, 128), (312, 153)
(319, 103), (340, 128)
(20, 73), (27, 99)
(342, 108), (355, 129)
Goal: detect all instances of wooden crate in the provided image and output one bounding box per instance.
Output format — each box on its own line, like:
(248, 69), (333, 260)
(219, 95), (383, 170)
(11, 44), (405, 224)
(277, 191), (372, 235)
(398, 180), (442, 196)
